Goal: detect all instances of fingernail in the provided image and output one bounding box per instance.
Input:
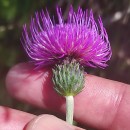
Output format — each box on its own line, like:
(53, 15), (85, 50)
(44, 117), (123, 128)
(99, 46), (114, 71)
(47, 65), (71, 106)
(25, 114), (85, 130)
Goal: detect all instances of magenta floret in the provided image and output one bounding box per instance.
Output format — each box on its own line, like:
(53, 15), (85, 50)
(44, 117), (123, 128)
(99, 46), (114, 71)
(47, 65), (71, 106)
(21, 6), (112, 69)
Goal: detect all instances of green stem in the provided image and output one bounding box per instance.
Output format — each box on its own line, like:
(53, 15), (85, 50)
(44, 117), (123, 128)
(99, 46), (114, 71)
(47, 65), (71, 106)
(65, 96), (74, 125)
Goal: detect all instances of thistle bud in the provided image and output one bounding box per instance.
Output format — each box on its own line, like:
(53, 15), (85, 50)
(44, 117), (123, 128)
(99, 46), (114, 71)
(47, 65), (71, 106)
(52, 59), (85, 96)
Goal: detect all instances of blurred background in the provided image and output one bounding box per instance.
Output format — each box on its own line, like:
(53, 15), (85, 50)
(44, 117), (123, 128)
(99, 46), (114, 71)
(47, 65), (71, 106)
(0, 0), (130, 129)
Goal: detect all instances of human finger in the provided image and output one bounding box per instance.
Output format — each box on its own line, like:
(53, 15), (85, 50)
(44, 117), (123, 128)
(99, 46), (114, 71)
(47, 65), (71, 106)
(6, 63), (130, 130)
(0, 106), (84, 130)
(26, 114), (85, 130)
(0, 106), (35, 130)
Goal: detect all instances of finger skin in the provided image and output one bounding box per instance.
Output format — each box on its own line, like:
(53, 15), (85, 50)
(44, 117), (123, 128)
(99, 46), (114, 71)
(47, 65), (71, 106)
(0, 107), (84, 130)
(26, 114), (84, 130)
(0, 106), (35, 130)
(6, 63), (130, 130)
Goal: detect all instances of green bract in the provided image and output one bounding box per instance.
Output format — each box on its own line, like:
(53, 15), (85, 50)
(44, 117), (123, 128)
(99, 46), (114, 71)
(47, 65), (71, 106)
(52, 59), (85, 96)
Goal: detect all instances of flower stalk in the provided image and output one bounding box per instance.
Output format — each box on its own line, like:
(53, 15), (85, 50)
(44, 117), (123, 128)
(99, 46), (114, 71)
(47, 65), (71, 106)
(65, 96), (74, 125)
(52, 58), (84, 124)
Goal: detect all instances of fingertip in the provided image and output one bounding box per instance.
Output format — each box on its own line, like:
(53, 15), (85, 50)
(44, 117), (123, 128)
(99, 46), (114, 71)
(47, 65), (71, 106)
(25, 114), (85, 130)
(0, 106), (35, 130)
(5, 63), (52, 104)
(6, 63), (34, 95)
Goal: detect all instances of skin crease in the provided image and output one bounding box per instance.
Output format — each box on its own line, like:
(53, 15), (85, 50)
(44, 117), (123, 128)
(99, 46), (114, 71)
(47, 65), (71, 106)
(1, 62), (129, 130)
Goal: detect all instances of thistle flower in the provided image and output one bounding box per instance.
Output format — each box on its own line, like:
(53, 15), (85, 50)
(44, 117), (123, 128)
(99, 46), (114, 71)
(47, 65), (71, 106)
(21, 6), (112, 125)
(21, 7), (112, 70)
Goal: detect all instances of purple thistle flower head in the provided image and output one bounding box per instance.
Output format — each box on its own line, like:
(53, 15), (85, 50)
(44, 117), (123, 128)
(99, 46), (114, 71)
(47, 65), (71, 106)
(21, 6), (112, 70)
